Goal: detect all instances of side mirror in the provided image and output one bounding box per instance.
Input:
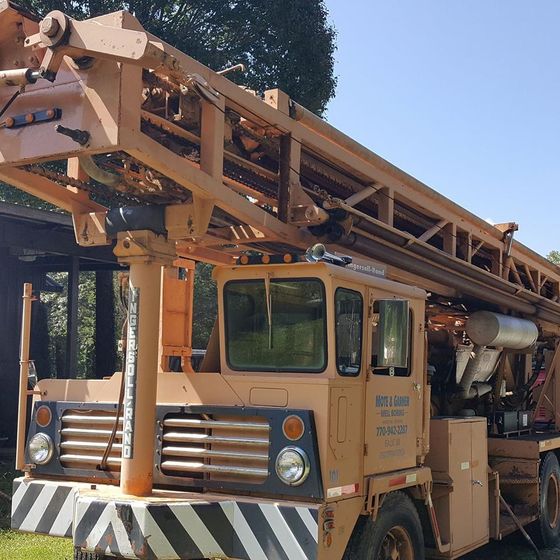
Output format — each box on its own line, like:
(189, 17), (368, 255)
(28, 360), (37, 389)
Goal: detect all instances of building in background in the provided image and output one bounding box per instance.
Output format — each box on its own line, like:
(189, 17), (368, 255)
(0, 202), (118, 447)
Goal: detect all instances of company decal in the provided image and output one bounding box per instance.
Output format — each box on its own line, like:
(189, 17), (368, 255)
(122, 286), (139, 459)
(334, 253), (386, 278)
(375, 394), (410, 459)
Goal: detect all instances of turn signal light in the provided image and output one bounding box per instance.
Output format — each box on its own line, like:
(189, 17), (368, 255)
(35, 405), (52, 428)
(282, 415), (305, 441)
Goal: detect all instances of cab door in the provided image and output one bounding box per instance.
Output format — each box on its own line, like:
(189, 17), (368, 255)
(363, 292), (424, 475)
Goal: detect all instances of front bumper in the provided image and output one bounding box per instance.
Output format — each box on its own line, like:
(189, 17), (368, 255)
(12, 478), (320, 559)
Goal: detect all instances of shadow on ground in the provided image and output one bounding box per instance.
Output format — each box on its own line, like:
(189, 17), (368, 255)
(463, 533), (560, 560)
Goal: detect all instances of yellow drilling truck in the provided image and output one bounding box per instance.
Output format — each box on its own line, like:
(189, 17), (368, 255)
(2, 3), (560, 559)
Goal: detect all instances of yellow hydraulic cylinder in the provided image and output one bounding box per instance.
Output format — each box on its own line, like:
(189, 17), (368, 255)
(120, 261), (163, 496)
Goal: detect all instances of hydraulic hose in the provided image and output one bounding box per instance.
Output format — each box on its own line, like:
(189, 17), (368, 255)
(99, 276), (129, 471)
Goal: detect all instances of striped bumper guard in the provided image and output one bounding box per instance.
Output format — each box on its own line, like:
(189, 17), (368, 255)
(11, 478), (77, 538)
(11, 478), (320, 560)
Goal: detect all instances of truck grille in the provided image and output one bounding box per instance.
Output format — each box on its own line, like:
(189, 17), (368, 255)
(59, 409), (122, 472)
(160, 413), (270, 484)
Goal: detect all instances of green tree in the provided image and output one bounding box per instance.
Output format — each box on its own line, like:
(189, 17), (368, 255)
(548, 251), (560, 265)
(193, 262), (217, 349)
(41, 271), (98, 378)
(0, 185), (56, 210)
(18, 0), (337, 116)
(4, 0), (338, 357)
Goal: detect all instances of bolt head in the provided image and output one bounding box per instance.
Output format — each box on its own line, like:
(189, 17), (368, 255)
(40, 17), (60, 38)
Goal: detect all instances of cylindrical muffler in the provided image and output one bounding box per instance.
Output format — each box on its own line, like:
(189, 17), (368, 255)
(466, 311), (538, 349)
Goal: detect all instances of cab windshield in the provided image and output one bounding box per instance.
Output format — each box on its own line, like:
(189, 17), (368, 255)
(224, 278), (326, 372)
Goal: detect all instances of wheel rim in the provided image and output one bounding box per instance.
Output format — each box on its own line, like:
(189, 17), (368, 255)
(377, 525), (414, 560)
(546, 472), (560, 530)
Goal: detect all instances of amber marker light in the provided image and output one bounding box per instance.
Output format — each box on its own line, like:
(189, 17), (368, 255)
(282, 415), (305, 441)
(261, 255), (271, 264)
(240, 255), (249, 265)
(35, 405), (52, 428)
(283, 254), (293, 263)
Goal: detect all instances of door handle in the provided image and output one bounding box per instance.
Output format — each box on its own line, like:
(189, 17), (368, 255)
(472, 480), (484, 487)
(412, 383), (422, 398)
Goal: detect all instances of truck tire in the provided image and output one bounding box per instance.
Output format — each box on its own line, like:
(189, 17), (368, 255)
(343, 491), (425, 560)
(73, 548), (106, 560)
(535, 451), (560, 548)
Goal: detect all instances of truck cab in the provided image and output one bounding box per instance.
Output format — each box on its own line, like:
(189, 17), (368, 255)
(18, 256), (432, 560)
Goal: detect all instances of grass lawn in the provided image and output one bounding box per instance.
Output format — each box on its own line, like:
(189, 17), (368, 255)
(1, 456), (74, 560)
(0, 530), (73, 560)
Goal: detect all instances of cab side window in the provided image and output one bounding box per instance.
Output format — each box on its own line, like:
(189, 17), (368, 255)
(335, 288), (363, 376)
(371, 299), (412, 377)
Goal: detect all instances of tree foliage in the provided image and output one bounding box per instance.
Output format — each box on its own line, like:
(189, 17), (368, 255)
(548, 251), (560, 265)
(40, 271), (98, 378)
(0, 184), (56, 211)
(3, 0), (338, 371)
(18, 0), (337, 115)
(192, 263), (217, 349)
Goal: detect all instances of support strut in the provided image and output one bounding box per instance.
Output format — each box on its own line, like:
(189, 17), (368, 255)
(115, 231), (175, 496)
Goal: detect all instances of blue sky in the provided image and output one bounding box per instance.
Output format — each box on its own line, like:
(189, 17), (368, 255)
(323, 1), (559, 257)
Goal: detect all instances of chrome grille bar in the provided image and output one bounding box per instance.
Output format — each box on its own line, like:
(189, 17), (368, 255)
(162, 431), (268, 446)
(61, 427), (123, 437)
(62, 414), (123, 425)
(161, 460), (268, 477)
(162, 445), (268, 461)
(160, 413), (271, 484)
(163, 418), (270, 431)
(60, 454), (121, 465)
(60, 409), (122, 471)
(60, 440), (123, 450)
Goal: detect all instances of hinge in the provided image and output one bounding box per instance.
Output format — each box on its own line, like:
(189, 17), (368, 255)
(364, 443), (369, 456)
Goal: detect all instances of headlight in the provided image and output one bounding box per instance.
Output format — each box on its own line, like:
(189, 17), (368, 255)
(275, 446), (310, 486)
(28, 433), (54, 465)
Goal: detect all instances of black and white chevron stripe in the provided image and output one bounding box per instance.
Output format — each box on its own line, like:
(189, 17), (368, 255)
(11, 477), (319, 559)
(75, 495), (319, 560)
(11, 479), (77, 537)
